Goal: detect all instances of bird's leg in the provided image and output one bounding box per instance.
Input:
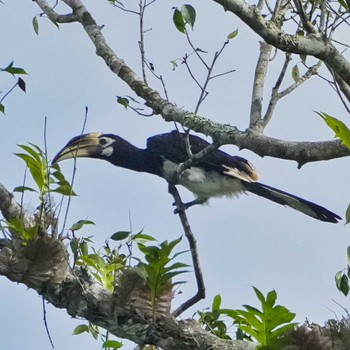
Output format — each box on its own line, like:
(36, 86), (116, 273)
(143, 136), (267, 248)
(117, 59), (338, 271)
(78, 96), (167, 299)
(173, 197), (207, 214)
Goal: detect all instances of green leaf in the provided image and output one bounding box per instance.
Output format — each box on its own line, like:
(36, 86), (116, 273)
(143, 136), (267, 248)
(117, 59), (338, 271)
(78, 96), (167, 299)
(117, 96), (129, 109)
(110, 231), (131, 241)
(242, 304), (263, 316)
(271, 322), (298, 339)
(338, 0), (349, 10)
(317, 111), (350, 149)
(1, 61), (26, 77)
(300, 54), (307, 64)
(252, 286), (266, 305)
(212, 294), (222, 311)
(223, 287), (297, 346)
(70, 237), (80, 255)
(49, 17), (60, 30)
(0, 103), (4, 114)
(291, 64), (300, 82)
(181, 4), (196, 30)
(132, 233), (157, 242)
(102, 340), (123, 348)
(72, 324), (89, 335)
(81, 241), (89, 256)
(347, 246), (350, 264)
(173, 8), (186, 33)
(13, 186), (37, 193)
(52, 184), (77, 196)
(170, 60), (178, 70)
(266, 289), (277, 307)
(69, 220), (95, 231)
(346, 204), (350, 225)
(164, 262), (190, 271)
(15, 144), (47, 194)
(7, 217), (38, 241)
(32, 16), (39, 35)
(336, 271), (349, 296)
(227, 29), (239, 40)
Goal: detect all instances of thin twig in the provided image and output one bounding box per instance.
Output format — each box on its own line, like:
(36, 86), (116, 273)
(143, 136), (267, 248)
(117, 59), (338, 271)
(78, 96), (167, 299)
(60, 107), (88, 237)
(0, 81), (19, 104)
(169, 184), (205, 317)
(43, 116), (58, 238)
(262, 53), (292, 127)
(194, 41), (230, 113)
(278, 60), (322, 97)
(209, 69), (235, 80)
(144, 60), (169, 100)
(42, 296), (55, 349)
(292, 0), (316, 33)
(185, 31), (209, 70)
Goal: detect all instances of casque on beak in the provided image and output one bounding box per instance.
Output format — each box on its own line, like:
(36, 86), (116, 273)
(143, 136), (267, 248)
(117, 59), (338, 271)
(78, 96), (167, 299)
(52, 132), (103, 164)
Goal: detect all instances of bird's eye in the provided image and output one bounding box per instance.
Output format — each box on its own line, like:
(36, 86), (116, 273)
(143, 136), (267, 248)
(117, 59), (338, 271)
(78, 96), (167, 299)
(99, 137), (109, 146)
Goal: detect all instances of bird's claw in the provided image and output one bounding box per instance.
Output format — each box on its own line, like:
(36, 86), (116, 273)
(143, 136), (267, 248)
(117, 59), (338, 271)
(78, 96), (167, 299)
(173, 201), (188, 214)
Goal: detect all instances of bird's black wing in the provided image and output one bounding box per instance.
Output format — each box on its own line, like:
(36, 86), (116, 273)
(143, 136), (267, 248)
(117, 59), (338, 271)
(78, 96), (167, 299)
(146, 131), (259, 182)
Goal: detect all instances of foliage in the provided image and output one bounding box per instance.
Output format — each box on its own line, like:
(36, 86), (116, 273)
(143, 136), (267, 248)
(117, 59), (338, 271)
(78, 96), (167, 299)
(14, 143), (76, 199)
(136, 236), (189, 313)
(221, 287), (297, 349)
(318, 111), (350, 298)
(4, 143), (75, 241)
(198, 294), (232, 339)
(0, 61), (27, 114)
(172, 4), (196, 33)
(317, 111), (350, 149)
(72, 322), (123, 349)
(70, 231), (189, 346)
(335, 246), (350, 297)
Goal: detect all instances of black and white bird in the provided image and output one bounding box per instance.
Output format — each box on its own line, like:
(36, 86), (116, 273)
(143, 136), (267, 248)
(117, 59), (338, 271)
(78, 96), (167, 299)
(52, 130), (341, 223)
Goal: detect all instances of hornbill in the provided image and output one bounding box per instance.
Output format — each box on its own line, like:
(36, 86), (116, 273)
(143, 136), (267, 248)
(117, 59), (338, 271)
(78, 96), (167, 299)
(52, 130), (341, 223)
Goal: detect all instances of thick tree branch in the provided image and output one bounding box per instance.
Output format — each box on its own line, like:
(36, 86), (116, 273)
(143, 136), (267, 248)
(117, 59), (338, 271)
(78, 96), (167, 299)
(0, 182), (24, 222)
(249, 42), (273, 130)
(0, 228), (256, 350)
(33, 0), (350, 165)
(212, 0), (350, 87)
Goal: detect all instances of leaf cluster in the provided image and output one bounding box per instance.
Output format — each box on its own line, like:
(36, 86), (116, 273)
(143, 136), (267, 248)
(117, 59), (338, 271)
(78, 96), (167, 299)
(70, 231), (188, 348)
(221, 287), (297, 349)
(136, 237), (189, 310)
(73, 322), (122, 349)
(14, 143), (76, 198)
(318, 112), (350, 297)
(335, 246), (350, 297)
(172, 4), (196, 33)
(70, 223), (127, 292)
(5, 143), (76, 241)
(0, 61), (27, 113)
(198, 294), (232, 339)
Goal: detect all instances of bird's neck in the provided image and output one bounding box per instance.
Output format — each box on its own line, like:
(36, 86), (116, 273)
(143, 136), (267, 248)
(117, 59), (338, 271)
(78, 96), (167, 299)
(108, 138), (163, 177)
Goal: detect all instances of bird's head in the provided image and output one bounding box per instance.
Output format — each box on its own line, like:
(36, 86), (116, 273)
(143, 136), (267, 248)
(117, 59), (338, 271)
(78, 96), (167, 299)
(52, 132), (118, 164)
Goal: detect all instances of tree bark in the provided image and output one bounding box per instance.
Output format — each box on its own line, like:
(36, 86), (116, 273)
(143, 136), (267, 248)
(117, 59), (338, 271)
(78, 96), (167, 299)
(0, 182), (256, 349)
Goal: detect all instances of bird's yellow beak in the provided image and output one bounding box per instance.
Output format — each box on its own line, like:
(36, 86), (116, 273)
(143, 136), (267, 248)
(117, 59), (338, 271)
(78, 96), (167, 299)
(52, 132), (103, 164)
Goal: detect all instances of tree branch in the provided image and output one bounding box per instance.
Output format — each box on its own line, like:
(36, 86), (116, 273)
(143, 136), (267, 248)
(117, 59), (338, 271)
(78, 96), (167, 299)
(0, 182), (30, 225)
(168, 184), (206, 317)
(0, 229), (256, 350)
(249, 41), (273, 131)
(33, 0), (350, 165)
(212, 0), (350, 87)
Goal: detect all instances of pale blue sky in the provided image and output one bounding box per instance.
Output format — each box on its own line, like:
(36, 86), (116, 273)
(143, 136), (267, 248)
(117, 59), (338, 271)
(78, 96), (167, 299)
(1, 1), (349, 349)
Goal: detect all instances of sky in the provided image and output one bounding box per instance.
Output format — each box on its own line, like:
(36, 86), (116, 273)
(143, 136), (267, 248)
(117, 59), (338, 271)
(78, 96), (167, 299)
(1, 0), (350, 349)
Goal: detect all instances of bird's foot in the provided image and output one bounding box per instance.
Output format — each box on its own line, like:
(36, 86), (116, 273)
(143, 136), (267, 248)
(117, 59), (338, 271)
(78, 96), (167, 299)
(173, 201), (188, 214)
(173, 199), (200, 214)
